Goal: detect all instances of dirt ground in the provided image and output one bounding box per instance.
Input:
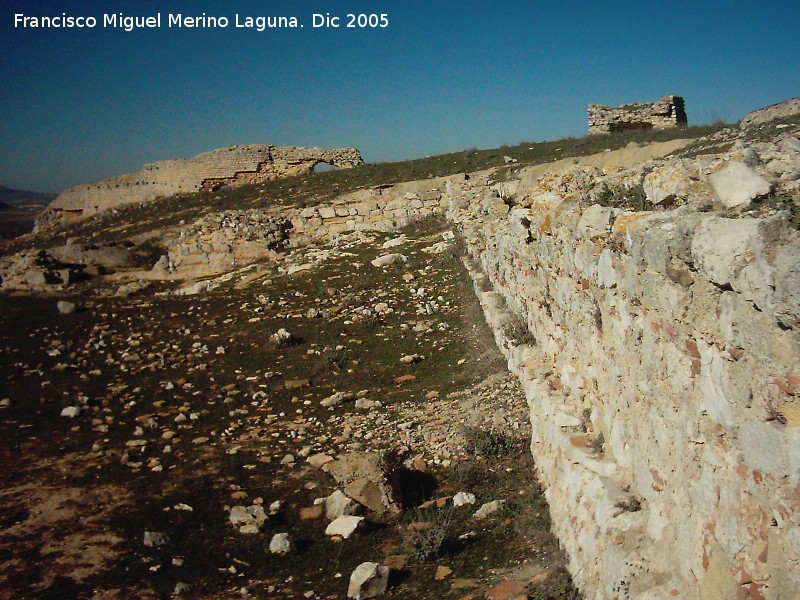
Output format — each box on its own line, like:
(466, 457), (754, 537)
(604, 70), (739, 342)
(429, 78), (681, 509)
(0, 220), (579, 599)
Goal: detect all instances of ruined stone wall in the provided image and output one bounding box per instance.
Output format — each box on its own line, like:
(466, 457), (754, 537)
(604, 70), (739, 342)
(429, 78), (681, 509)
(276, 133), (799, 600)
(36, 144), (363, 231)
(439, 138), (800, 599)
(589, 95), (687, 135)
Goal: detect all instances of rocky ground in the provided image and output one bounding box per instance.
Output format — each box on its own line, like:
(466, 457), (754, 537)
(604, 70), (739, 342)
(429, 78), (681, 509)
(0, 217), (578, 599)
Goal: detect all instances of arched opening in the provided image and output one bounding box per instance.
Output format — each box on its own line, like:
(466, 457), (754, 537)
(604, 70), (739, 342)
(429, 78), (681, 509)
(311, 161), (340, 174)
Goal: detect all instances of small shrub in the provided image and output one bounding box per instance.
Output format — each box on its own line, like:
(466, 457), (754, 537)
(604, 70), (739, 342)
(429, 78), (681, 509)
(399, 507), (452, 563)
(463, 427), (527, 458)
(595, 183), (651, 211)
(503, 314), (535, 346)
(615, 496), (643, 513)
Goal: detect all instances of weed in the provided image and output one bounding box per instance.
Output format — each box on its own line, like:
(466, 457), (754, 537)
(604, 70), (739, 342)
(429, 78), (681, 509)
(776, 193), (800, 231)
(503, 313), (535, 346)
(463, 427), (527, 458)
(615, 496), (643, 513)
(398, 507), (453, 563)
(595, 183), (651, 211)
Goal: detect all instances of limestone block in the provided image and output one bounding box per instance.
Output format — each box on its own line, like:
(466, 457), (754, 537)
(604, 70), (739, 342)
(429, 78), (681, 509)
(697, 339), (736, 429)
(690, 216), (761, 288)
(772, 238), (800, 327)
(299, 207), (317, 218)
(597, 249), (617, 288)
(325, 515), (364, 539)
(644, 162), (707, 205)
(709, 162), (772, 208)
(319, 206), (337, 219)
(738, 421), (788, 474)
(577, 204), (617, 238)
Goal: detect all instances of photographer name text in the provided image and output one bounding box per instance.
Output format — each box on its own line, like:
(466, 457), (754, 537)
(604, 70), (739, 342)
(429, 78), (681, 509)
(14, 12), (390, 32)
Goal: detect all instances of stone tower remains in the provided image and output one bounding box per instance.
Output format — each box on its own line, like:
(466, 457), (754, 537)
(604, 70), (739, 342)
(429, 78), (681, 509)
(588, 95), (687, 135)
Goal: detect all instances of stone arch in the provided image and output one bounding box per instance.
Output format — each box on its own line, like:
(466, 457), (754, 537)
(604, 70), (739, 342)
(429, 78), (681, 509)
(311, 161), (341, 174)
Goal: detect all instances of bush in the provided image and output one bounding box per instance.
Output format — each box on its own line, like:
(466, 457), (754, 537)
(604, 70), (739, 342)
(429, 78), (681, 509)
(463, 427), (527, 457)
(595, 183), (650, 211)
(399, 507), (452, 563)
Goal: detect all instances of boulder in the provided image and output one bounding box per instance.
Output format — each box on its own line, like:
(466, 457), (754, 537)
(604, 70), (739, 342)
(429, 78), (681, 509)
(325, 515), (364, 539)
(268, 533), (293, 555)
(709, 162), (771, 208)
(345, 478), (385, 513)
(57, 300), (76, 315)
(643, 162), (706, 205)
(325, 490), (355, 520)
(347, 562), (389, 599)
(371, 254), (407, 268)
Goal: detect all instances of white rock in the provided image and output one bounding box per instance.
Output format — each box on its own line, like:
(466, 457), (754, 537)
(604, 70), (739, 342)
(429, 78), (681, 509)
(474, 500), (505, 519)
(269, 533), (293, 555)
(325, 490), (355, 520)
(325, 515), (364, 539)
(229, 505), (250, 526)
(577, 204), (617, 238)
(143, 531), (169, 547)
(554, 412), (582, 427)
(739, 421), (787, 473)
(597, 249), (616, 288)
(347, 562), (389, 599)
(61, 406), (81, 418)
(643, 162), (704, 205)
(690, 216), (761, 288)
(57, 300), (76, 314)
(709, 162), (771, 208)
(307, 453), (334, 468)
(382, 236), (407, 249)
(321, 392), (346, 408)
(370, 254), (407, 268)
(229, 505), (268, 531)
(239, 524), (260, 535)
(452, 492), (476, 507)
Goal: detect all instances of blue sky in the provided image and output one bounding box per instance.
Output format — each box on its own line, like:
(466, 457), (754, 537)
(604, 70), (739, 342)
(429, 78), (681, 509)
(1, 0), (798, 193)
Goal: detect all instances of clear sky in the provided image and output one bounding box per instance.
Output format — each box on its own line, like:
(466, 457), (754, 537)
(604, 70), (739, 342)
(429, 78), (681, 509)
(1, 0), (798, 193)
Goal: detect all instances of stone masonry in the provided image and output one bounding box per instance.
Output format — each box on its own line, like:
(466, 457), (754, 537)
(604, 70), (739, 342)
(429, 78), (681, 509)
(588, 95), (687, 135)
(36, 144), (363, 231)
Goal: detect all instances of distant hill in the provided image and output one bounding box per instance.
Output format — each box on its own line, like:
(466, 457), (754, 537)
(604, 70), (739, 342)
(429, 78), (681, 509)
(0, 185), (55, 207)
(0, 200), (14, 210)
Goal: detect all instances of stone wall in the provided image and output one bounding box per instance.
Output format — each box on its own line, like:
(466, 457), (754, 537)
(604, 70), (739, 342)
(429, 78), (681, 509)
(273, 130), (799, 599)
(439, 135), (800, 598)
(36, 144), (363, 231)
(589, 95), (687, 135)
(222, 128), (793, 599)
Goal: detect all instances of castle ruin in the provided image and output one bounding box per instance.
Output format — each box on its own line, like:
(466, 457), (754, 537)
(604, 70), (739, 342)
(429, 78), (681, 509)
(588, 95), (687, 135)
(36, 144), (363, 231)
